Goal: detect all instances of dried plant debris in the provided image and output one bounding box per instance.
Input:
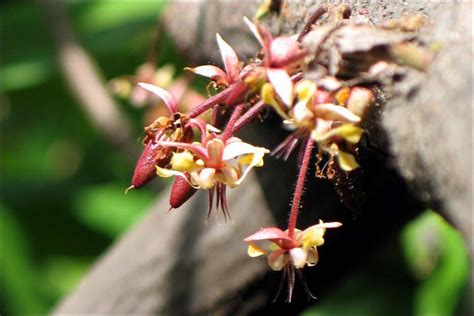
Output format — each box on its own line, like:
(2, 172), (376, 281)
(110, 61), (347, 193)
(302, 5), (433, 85)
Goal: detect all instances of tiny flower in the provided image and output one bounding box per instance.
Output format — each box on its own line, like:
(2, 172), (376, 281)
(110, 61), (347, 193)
(244, 220), (342, 301)
(186, 33), (242, 88)
(245, 221), (341, 269)
(155, 132), (269, 218)
(312, 123), (364, 171)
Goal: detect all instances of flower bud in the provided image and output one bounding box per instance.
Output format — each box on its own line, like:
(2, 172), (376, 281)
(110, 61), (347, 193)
(130, 141), (171, 189)
(169, 176), (197, 209)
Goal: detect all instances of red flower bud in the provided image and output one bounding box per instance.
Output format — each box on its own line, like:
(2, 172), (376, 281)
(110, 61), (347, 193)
(129, 141), (170, 190)
(169, 176), (197, 209)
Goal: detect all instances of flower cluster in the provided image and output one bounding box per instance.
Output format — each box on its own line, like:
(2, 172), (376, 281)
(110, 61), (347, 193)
(126, 12), (363, 301)
(124, 3), (431, 302)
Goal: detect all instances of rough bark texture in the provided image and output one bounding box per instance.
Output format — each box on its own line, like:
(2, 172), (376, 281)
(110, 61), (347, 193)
(54, 173), (275, 315)
(54, 1), (472, 315)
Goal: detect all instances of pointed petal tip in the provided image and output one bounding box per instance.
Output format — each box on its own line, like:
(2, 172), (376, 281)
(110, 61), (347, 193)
(320, 221), (343, 228)
(136, 82), (178, 113)
(125, 185), (135, 194)
(215, 32), (240, 80)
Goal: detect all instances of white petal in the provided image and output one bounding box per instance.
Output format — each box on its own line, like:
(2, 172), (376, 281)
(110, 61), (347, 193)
(156, 167), (199, 189)
(222, 141), (267, 160)
(292, 101), (314, 126)
(191, 168), (216, 189)
(267, 68), (294, 107)
(137, 83), (178, 113)
(216, 33), (240, 81)
(186, 65), (228, 82)
(234, 147), (268, 186)
(314, 103), (361, 123)
(289, 247), (308, 269)
(243, 16), (264, 47)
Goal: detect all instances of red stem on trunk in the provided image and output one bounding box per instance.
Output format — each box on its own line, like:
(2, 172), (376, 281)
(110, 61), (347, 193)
(232, 101), (266, 134)
(288, 136), (314, 238)
(221, 103), (245, 142)
(188, 82), (239, 118)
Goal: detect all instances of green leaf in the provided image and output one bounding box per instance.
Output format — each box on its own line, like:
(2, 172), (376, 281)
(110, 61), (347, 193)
(0, 205), (47, 315)
(73, 183), (155, 238)
(38, 256), (92, 299)
(401, 210), (470, 316)
(303, 210), (470, 316)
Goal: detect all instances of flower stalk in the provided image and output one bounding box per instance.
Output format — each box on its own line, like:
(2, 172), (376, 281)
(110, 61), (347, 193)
(221, 103), (245, 142)
(188, 82), (241, 118)
(288, 136), (314, 238)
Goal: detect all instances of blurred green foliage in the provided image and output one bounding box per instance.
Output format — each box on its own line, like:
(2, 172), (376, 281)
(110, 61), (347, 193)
(1, 1), (170, 314)
(0, 1), (470, 315)
(303, 210), (470, 316)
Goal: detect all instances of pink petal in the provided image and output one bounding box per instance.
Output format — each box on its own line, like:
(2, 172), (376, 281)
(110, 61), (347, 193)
(316, 89), (332, 104)
(243, 17), (272, 64)
(267, 68), (294, 107)
(270, 36), (303, 68)
(186, 65), (228, 85)
(137, 83), (178, 113)
(268, 249), (288, 271)
(206, 138), (225, 167)
(243, 16), (265, 47)
(244, 227), (292, 243)
(156, 140), (208, 160)
(185, 118), (209, 139)
(304, 222), (343, 233)
(216, 33), (241, 81)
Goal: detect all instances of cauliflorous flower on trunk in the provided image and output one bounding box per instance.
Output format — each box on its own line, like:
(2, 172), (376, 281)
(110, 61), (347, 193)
(267, 79), (364, 171)
(244, 220), (342, 301)
(186, 33), (242, 89)
(155, 132), (269, 218)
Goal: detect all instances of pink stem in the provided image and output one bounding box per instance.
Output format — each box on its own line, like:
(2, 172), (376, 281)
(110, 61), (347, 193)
(288, 136), (314, 238)
(188, 82), (239, 118)
(232, 101), (265, 134)
(221, 103), (244, 142)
